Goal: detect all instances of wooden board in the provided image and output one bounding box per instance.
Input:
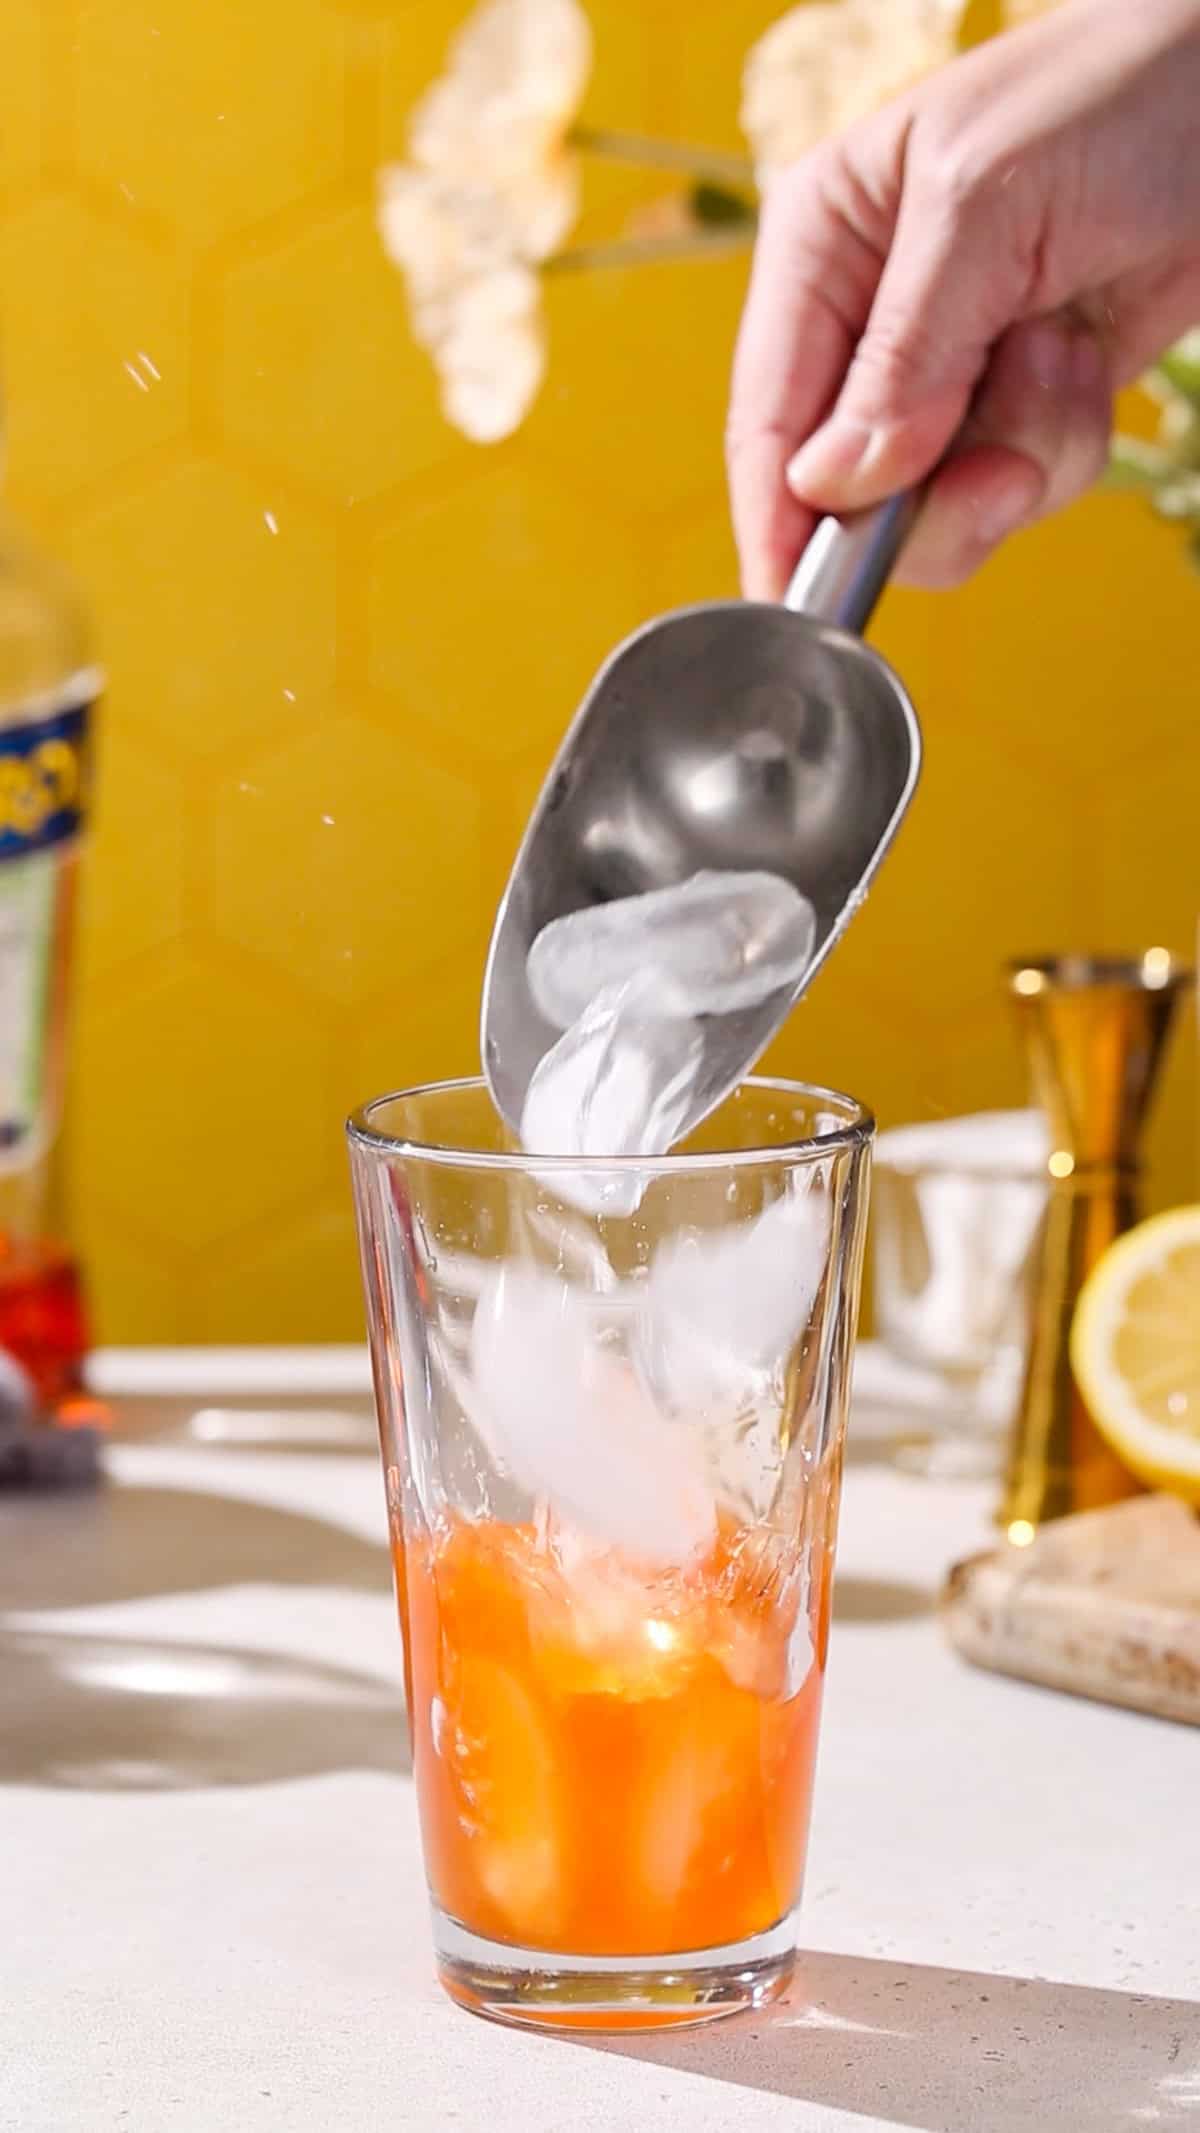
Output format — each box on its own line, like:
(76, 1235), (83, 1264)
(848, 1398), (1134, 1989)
(940, 1494), (1200, 1725)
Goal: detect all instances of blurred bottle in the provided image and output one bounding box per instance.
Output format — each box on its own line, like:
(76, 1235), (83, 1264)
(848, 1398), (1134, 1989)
(0, 429), (106, 1487)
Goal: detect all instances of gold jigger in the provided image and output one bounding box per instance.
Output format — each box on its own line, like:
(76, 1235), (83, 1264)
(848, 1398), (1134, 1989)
(1000, 951), (1193, 1531)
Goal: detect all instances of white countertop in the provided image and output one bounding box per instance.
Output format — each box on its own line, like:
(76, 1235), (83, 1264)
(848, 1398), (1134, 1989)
(3, 1355), (1199, 2133)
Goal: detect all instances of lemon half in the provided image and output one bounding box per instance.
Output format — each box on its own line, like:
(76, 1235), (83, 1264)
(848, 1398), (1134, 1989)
(1071, 1205), (1200, 1502)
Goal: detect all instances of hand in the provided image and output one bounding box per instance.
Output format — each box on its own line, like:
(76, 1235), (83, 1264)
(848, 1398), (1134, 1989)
(727, 0), (1200, 596)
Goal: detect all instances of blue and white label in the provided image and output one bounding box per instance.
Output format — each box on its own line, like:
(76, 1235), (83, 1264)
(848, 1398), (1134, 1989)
(0, 691), (92, 861)
(0, 678), (99, 1172)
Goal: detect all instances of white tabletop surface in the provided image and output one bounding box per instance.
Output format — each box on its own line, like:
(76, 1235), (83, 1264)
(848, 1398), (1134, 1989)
(3, 1355), (1199, 2133)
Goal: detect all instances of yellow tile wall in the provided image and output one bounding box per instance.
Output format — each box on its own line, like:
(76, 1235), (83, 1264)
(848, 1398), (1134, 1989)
(1, 0), (1195, 1343)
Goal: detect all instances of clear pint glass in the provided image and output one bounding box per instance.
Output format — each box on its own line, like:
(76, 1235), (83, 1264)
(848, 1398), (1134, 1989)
(348, 1076), (872, 2031)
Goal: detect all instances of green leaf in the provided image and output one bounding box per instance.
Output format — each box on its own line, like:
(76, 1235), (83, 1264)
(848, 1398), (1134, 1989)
(689, 181), (757, 229)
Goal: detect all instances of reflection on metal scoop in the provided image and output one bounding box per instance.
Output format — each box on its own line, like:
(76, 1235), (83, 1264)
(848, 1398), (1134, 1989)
(482, 496), (923, 1141)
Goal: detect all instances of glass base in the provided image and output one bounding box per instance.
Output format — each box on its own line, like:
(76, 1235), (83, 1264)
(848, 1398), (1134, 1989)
(433, 1907), (796, 2033)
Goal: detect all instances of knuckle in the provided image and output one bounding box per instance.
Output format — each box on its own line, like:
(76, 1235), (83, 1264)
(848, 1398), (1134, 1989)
(843, 313), (948, 422)
(910, 110), (999, 216)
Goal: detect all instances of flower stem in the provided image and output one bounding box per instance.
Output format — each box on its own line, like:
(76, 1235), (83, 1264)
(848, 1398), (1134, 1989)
(570, 124), (756, 186)
(546, 228), (755, 273)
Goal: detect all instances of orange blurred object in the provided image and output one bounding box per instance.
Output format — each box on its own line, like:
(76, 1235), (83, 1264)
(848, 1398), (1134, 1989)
(403, 1515), (827, 1959)
(0, 1242), (94, 1412)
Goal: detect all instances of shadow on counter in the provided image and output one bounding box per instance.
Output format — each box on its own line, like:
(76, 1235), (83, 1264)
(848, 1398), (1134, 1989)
(580, 1949), (1200, 2132)
(0, 1479), (407, 1790)
(0, 1626), (410, 1791)
(0, 1482), (391, 1613)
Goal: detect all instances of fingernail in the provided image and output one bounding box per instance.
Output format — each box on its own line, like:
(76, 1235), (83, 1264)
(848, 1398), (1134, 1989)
(975, 464), (1045, 546)
(1024, 319), (1071, 394)
(786, 418), (883, 498)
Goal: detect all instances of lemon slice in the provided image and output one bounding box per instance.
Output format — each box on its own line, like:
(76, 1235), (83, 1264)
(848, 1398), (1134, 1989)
(1071, 1206), (1200, 1501)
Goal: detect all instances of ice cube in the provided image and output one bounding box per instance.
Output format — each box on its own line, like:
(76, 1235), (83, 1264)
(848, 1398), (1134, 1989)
(519, 971), (703, 1216)
(527, 869), (816, 1031)
(705, 1404), (787, 1521)
(468, 1262), (716, 1566)
(635, 1189), (828, 1428)
(529, 1515), (710, 1700)
(516, 1199), (622, 1293)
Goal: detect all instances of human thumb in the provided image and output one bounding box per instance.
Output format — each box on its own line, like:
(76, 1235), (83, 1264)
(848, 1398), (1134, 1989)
(784, 144), (1032, 511)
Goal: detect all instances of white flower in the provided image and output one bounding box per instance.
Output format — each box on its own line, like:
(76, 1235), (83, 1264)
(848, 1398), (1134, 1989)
(378, 0), (591, 441)
(1144, 330), (1200, 448)
(378, 171), (549, 438)
(742, 0), (967, 179)
(409, 0), (591, 190)
(1144, 372), (1196, 451)
(1155, 472), (1200, 521)
(379, 164), (565, 339)
(438, 267), (545, 444)
(1110, 334), (1200, 554)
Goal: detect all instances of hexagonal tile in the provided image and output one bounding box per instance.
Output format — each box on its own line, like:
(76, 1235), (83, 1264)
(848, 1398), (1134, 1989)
(870, 580), (942, 717)
(73, 0), (346, 243)
(1083, 747), (1200, 957)
(0, 195), (187, 499)
(208, 716), (484, 1005)
(192, 1193), (365, 1343)
(1083, 743), (1199, 1210)
(77, 726), (186, 979)
(654, 0), (785, 157)
(525, 246), (751, 514)
(72, 945), (333, 1250)
(345, 957), (483, 1112)
(758, 984), (1018, 1144)
(643, 495), (740, 613)
(329, 0), (429, 17)
(488, 747), (552, 892)
(219, 202), (473, 503)
(68, 1215), (189, 1346)
(572, 0), (668, 245)
(367, 462), (648, 764)
(0, 0), (1191, 1359)
(580, 0), (663, 132)
(1145, 1022), (1198, 1215)
(929, 491), (1200, 774)
(65, 457), (337, 762)
(376, 1), (480, 149)
(815, 689), (1091, 1034)
(1, 2), (44, 195)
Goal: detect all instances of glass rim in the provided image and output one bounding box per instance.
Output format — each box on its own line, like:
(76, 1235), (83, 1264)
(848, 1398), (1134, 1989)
(346, 1073), (874, 1174)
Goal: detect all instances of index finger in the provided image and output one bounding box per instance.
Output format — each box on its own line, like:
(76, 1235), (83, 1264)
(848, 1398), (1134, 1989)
(726, 151), (889, 599)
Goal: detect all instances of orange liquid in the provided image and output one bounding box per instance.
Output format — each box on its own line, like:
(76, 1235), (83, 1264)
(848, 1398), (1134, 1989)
(402, 1516), (828, 1957)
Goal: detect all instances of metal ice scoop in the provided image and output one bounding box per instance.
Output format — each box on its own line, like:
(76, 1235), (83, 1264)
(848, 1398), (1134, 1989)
(482, 497), (923, 1140)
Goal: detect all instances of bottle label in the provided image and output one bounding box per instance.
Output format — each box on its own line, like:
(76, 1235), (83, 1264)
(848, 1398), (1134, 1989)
(0, 692), (92, 859)
(0, 682), (97, 1173)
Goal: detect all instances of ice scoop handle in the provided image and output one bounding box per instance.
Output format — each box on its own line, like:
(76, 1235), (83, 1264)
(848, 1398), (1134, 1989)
(784, 492), (920, 636)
